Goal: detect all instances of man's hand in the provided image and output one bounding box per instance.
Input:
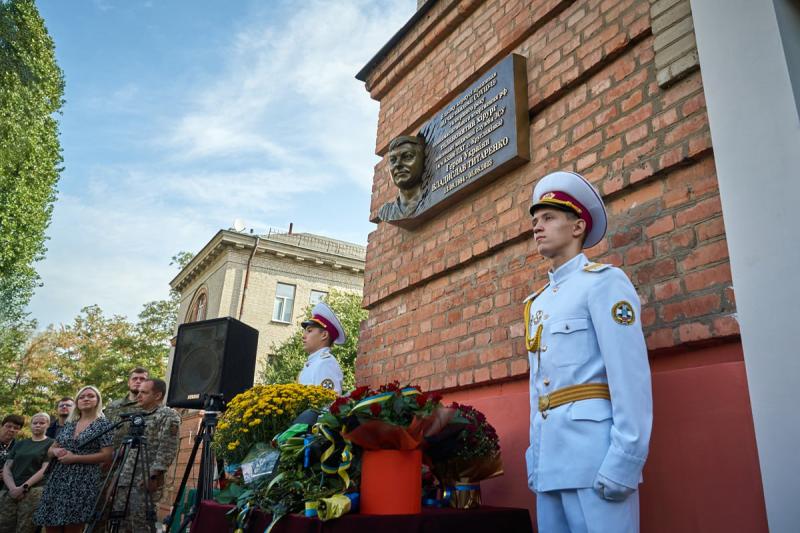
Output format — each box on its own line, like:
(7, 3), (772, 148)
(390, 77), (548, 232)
(8, 486), (25, 500)
(593, 473), (635, 501)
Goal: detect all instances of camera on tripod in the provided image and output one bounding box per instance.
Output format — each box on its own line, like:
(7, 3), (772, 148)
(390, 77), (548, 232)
(118, 411), (150, 437)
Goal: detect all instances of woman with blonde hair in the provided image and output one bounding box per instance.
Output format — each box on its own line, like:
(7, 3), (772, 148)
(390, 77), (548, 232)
(33, 386), (114, 533)
(1, 412), (53, 533)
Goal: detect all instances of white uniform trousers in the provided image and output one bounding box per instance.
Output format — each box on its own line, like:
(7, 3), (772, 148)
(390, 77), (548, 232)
(536, 488), (639, 533)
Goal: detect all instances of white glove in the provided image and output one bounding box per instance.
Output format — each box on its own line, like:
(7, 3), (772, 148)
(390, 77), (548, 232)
(593, 473), (635, 501)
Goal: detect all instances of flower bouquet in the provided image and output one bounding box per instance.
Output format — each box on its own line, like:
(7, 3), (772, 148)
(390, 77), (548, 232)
(212, 384), (336, 466)
(320, 381), (454, 515)
(426, 402), (503, 509)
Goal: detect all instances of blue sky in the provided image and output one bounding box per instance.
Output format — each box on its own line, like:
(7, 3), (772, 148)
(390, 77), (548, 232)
(28, 0), (415, 328)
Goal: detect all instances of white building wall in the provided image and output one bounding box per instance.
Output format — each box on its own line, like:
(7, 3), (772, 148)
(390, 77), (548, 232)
(690, 1), (800, 530)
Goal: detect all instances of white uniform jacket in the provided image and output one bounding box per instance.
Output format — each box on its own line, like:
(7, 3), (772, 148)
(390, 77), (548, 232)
(525, 253), (652, 492)
(298, 347), (343, 394)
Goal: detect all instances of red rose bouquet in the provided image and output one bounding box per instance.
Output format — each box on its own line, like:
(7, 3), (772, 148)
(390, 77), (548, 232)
(427, 402), (503, 485)
(321, 381), (453, 450)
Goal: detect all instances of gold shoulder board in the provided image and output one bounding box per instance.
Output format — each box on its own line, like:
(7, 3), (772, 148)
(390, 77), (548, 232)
(583, 262), (611, 273)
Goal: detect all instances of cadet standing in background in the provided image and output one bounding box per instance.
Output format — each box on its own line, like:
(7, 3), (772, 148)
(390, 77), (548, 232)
(298, 302), (345, 394)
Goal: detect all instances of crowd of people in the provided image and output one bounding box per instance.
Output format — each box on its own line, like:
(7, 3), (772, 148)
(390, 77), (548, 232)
(0, 367), (181, 533)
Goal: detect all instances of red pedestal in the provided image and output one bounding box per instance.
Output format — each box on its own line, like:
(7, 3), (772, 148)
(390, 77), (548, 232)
(360, 449), (422, 515)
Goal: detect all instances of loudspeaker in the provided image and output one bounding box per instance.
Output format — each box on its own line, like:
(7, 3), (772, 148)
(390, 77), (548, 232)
(167, 316), (259, 409)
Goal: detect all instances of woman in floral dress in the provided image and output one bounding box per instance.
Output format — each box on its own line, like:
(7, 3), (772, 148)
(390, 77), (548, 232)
(34, 385), (114, 533)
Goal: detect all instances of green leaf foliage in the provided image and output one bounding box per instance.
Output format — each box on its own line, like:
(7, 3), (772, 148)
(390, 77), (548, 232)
(0, 253), (192, 421)
(0, 0), (65, 324)
(260, 289), (366, 393)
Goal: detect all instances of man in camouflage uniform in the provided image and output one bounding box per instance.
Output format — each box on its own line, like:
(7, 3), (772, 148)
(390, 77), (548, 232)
(105, 366), (149, 449)
(112, 378), (180, 533)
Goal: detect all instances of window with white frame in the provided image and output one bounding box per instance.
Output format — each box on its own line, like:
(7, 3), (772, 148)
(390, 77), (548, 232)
(309, 289), (328, 306)
(272, 283), (296, 323)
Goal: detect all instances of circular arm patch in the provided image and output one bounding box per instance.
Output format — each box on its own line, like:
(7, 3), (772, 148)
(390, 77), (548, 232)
(321, 378), (335, 390)
(612, 301), (635, 325)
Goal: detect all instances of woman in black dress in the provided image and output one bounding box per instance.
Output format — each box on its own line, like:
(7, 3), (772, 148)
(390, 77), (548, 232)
(34, 385), (114, 533)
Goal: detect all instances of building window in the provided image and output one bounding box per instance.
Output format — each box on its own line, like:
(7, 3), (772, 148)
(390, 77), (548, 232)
(273, 283), (296, 323)
(186, 288), (208, 323)
(310, 290), (328, 305)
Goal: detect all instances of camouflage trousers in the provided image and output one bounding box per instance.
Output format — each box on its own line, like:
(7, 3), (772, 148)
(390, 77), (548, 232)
(110, 485), (163, 533)
(0, 487), (44, 533)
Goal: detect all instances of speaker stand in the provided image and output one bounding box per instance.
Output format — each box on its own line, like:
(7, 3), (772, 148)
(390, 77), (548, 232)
(164, 393), (225, 533)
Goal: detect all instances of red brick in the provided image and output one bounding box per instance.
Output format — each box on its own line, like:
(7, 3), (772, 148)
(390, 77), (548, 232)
(696, 216), (725, 241)
(510, 357), (529, 376)
(675, 195), (722, 226)
(611, 226), (641, 247)
(602, 137), (623, 158)
(635, 258), (677, 284)
(681, 239), (729, 270)
(641, 306), (657, 327)
(645, 215), (674, 238)
(654, 278), (682, 301)
(678, 322), (712, 343)
(458, 370), (474, 386)
(625, 242), (653, 265)
(646, 328), (674, 350)
(490, 361), (509, 380)
(474, 366), (491, 382)
(713, 315), (740, 336)
(665, 113), (709, 146)
(681, 93), (706, 117)
(661, 294), (721, 322)
(607, 181), (663, 215)
(620, 90), (643, 113)
(684, 263), (732, 292)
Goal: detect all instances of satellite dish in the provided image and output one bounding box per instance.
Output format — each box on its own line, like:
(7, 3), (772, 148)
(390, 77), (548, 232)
(233, 218), (245, 232)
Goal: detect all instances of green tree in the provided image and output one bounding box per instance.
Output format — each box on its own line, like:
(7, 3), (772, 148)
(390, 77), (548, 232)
(261, 289), (366, 392)
(0, 253), (193, 416)
(0, 0), (65, 324)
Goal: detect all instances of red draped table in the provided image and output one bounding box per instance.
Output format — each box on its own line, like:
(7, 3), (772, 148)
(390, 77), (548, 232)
(191, 500), (534, 533)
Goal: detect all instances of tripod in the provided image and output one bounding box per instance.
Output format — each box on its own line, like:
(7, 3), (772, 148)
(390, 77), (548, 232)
(165, 394), (225, 533)
(85, 412), (157, 533)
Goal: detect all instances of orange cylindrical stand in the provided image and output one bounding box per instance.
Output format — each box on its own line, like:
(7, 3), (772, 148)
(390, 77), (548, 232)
(360, 449), (422, 515)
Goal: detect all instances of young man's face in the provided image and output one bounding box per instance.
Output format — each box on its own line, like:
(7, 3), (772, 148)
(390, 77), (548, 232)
(128, 372), (149, 394)
(136, 380), (162, 411)
(302, 325), (330, 354)
(0, 422), (22, 442)
(531, 207), (585, 258)
(57, 400), (74, 416)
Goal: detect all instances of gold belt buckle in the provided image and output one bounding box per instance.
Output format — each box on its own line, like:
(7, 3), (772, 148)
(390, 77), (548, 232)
(538, 394), (550, 416)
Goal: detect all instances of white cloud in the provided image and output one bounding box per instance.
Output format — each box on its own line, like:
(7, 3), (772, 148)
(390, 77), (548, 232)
(164, 0), (413, 188)
(27, 0), (416, 328)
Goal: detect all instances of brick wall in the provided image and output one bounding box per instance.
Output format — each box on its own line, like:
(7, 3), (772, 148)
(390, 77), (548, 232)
(357, 0), (735, 389)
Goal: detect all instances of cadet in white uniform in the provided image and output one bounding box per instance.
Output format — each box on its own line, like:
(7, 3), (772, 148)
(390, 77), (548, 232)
(524, 171), (653, 533)
(297, 302), (345, 395)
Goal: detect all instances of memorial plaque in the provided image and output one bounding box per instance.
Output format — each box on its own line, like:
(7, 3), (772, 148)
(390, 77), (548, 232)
(374, 53), (530, 228)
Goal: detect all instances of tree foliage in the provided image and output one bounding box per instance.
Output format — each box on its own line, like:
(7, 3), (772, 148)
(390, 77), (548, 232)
(0, 253), (193, 420)
(0, 0), (64, 324)
(261, 289), (366, 392)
